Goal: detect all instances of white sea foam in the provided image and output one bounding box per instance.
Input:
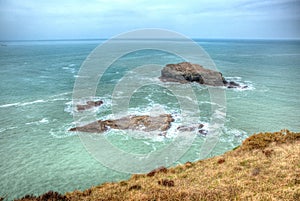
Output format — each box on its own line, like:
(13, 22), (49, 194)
(62, 64), (76, 74)
(218, 127), (248, 146)
(64, 101), (74, 114)
(64, 96), (111, 115)
(25, 118), (49, 125)
(74, 75), (90, 78)
(105, 128), (168, 142)
(94, 106), (183, 141)
(123, 130), (166, 141)
(21, 99), (46, 106)
(266, 53), (300, 57)
(126, 103), (170, 116)
(39, 118), (49, 123)
(0, 126), (18, 133)
(199, 101), (221, 106)
(49, 122), (78, 138)
(50, 91), (72, 98)
(0, 99), (47, 108)
(0, 103), (19, 108)
(0, 95), (71, 108)
(225, 76), (255, 91)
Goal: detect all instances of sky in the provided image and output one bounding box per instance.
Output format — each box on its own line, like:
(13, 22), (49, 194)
(0, 0), (299, 40)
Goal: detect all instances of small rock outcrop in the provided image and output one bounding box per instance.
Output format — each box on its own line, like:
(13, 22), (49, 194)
(176, 123), (208, 135)
(69, 114), (174, 133)
(147, 166), (168, 177)
(14, 191), (68, 201)
(76, 100), (103, 111)
(160, 62), (245, 88)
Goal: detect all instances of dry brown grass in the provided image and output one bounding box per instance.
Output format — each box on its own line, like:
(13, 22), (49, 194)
(15, 130), (300, 201)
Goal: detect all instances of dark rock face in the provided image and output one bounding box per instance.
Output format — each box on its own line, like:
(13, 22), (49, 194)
(176, 125), (197, 132)
(158, 179), (175, 187)
(76, 100), (103, 111)
(147, 166), (168, 177)
(14, 191), (67, 201)
(128, 184), (142, 191)
(160, 62), (244, 88)
(69, 114), (174, 133)
(176, 123), (208, 136)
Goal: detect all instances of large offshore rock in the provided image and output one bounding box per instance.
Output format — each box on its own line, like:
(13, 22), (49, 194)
(69, 114), (174, 133)
(160, 62), (245, 88)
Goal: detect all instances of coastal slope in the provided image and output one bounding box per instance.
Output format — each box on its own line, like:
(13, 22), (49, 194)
(14, 130), (300, 201)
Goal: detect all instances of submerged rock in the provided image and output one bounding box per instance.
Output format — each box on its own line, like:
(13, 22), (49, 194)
(69, 114), (174, 133)
(76, 100), (103, 111)
(160, 62), (244, 88)
(176, 123), (208, 135)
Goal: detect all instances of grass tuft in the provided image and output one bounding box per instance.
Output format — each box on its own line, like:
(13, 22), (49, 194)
(240, 129), (300, 151)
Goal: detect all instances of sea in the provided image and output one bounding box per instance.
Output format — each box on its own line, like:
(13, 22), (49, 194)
(0, 39), (299, 199)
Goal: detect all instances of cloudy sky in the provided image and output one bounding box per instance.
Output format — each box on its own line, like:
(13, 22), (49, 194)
(0, 0), (299, 40)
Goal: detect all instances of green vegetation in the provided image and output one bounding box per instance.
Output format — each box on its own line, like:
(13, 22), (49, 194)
(240, 129), (300, 151)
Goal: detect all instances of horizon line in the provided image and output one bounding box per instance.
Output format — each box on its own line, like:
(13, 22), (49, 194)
(1, 37), (300, 42)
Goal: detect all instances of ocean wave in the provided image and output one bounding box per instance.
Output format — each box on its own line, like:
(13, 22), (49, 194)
(62, 64), (76, 74)
(73, 75), (90, 78)
(25, 118), (49, 125)
(0, 126), (18, 133)
(127, 103), (178, 117)
(105, 129), (167, 142)
(64, 96), (111, 115)
(219, 127), (248, 145)
(0, 99), (47, 108)
(49, 122), (78, 138)
(266, 53), (300, 57)
(0, 95), (71, 109)
(50, 91), (72, 98)
(64, 101), (74, 115)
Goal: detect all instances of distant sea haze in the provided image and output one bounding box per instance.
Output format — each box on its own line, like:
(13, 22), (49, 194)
(0, 39), (299, 200)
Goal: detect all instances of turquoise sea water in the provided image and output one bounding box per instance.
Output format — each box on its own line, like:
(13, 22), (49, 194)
(0, 39), (299, 199)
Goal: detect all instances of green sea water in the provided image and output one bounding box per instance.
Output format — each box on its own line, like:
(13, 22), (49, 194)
(0, 39), (299, 199)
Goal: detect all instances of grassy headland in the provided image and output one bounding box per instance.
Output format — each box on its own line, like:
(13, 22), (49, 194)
(13, 130), (300, 201)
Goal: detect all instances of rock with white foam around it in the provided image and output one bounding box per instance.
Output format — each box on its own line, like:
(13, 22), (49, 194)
(69, 114), (174, 133)
(76, 100), (103, 111)
(160, 62), (246, 89)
